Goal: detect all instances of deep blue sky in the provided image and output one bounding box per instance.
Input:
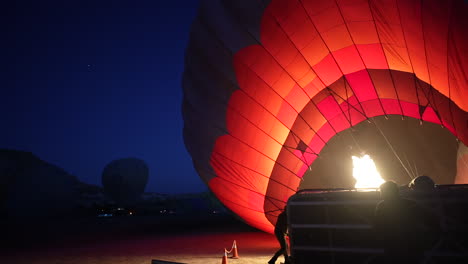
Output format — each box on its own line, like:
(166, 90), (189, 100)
(5, 0), (208, 194)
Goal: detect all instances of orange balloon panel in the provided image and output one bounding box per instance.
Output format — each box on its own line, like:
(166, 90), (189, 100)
(183, 0), (468, 233)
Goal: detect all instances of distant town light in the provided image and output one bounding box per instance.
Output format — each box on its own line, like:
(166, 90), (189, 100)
(352, 155), (385, 189)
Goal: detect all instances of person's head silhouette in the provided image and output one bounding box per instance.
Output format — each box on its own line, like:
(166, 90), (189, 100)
(408, 175), (435, 191)
(379, 181), (400, 201)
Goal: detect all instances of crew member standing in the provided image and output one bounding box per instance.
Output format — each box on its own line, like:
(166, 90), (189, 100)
(269, 207), (290, 264)
(374, 181), (439, 264)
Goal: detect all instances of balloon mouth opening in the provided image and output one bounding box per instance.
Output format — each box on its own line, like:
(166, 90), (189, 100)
(296, 115), (459, 191)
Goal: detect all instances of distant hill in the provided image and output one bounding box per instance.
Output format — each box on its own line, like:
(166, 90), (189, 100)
(0, 149), (228, 220)
(0, 149), (79, 220)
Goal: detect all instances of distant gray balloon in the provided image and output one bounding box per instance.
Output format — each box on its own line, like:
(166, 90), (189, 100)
(101, 158), (149, 205)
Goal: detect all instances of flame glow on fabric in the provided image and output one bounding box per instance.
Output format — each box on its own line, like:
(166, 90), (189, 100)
(182, 0), (468, 233)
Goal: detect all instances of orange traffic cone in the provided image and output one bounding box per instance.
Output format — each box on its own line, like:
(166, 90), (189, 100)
(221, 248), (228, 264)
(231, 240), (239, 259)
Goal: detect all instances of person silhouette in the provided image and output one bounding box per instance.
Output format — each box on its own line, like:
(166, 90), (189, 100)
(408, 175), (442, 259)
(374, 181), (435, 264)
(408, 175), (435, 191)
(269, 207), (290, 264)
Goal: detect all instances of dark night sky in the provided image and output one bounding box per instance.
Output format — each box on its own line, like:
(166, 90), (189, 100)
(4, 0), (208, 194)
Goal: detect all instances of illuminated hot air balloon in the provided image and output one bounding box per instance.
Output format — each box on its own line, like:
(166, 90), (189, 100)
(101, 158), (149, 206)
(182, 0), (467, 233)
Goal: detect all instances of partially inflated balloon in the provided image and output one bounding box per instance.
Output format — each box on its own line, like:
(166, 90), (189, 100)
(182, 0), (467, 233)
(102, 158), (149, 205)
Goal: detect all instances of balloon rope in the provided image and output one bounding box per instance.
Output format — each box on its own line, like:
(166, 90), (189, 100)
(414, 158), (419, 177)
(348, 128), (364, 155)
(402, 152), (416, 179)
(371, 117), (414, 180)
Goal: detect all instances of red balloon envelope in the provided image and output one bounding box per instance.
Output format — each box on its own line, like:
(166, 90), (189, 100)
(182, 0), (468, 233)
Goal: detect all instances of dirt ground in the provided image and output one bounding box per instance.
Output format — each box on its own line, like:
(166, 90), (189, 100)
(1, 216), (286, 264)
